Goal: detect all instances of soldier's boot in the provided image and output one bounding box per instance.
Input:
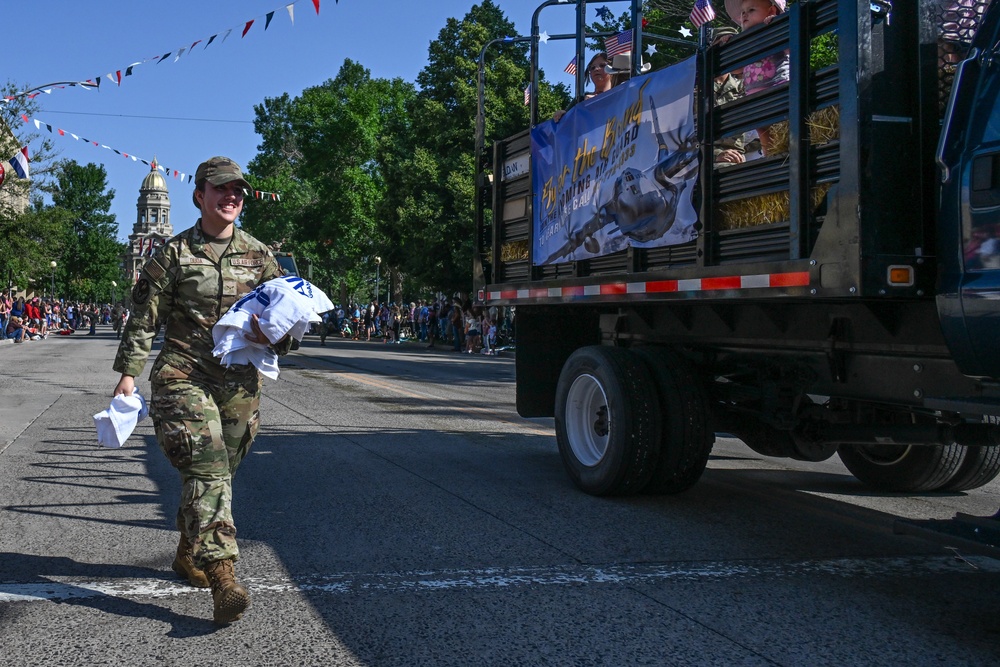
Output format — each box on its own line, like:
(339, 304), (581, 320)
(171, 534), (210, 588)
(205, 558), (250, 625)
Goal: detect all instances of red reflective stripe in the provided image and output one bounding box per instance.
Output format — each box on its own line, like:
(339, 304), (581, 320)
(702, 276), (742, 290)
(646, 280), (679, 293)
(770, 272), (810, 287)
(494, 271), (810, 301)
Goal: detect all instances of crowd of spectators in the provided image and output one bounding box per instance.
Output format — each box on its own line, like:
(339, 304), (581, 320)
(319, 297), (513, 356)
(0, 294), (120, 343)
(2, 290), (513, 356)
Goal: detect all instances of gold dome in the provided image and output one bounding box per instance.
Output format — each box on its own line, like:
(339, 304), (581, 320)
(140, 159), (168, 192)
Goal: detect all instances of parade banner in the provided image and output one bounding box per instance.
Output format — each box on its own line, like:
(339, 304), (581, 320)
(531, 57), (699, 266)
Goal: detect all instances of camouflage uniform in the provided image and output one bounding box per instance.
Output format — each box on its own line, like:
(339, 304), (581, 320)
(114, 221), (287, 567)
(713, 73), (745, 163)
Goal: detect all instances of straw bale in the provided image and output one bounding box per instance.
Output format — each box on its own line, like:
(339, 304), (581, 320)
(501, 240), (530, 263)
(717, 183), (832, 230)
(761, 105), (841, 155)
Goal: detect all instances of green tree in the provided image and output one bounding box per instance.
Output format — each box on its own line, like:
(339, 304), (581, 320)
(0, 203), (72, 297)
(243, 62), (414, 303)
(379, 0), (569, 295)
(46, 161), (124, 301)
(0, 80), (64, 293)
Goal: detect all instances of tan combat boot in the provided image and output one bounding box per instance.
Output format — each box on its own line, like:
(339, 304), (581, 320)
(171, 534), (210, 588)
(204, 558), (250, 625)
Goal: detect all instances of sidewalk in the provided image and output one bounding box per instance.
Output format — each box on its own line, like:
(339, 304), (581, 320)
(0, 325), (118, 347)
(312, 333), (515, 358)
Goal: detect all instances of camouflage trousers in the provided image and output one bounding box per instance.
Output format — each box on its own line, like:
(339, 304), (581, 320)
(151, 359), (261, 567)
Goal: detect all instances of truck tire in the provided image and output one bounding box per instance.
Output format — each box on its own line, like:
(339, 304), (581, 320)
(555, 346), (660, 496)
(836, 443), (965, 492)
(938, 446), (1000, 492)
(633, 348), (713, 494)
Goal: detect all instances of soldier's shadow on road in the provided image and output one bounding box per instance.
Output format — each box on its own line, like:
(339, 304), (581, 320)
(3, 430), (236, 635)
(0, 552), (217, 638)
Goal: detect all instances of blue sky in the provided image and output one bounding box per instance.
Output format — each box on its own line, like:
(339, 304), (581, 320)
(3, 0), (626, 242)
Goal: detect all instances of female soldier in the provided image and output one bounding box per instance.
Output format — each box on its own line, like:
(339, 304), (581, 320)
(112, 156), (289, 625)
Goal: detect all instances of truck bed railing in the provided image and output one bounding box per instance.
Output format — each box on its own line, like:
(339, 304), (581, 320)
(479, 0), (956, 304)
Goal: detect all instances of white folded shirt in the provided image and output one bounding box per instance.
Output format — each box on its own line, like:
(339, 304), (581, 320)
(212, 275), (334, 379)
(94, 392), (148, 449)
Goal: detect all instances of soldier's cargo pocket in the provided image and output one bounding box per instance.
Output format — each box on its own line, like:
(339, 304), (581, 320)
(154, 419), (194, 469)
(232, 411), (260, 472)
(151, 359), (194, 385)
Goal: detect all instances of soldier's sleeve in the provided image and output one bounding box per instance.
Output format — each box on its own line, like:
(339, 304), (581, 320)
(113, 251), (174, 376)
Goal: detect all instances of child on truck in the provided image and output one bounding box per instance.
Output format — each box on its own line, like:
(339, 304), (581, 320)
(725, 0), (789, 155)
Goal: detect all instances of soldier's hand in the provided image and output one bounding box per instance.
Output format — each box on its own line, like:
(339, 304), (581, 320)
(114, 374), (136, 397)
(715, 149), (745, 164)
(245, 314), (271, 345)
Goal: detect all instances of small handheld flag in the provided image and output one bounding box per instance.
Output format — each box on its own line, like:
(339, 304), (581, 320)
(689, 0), (717, 27)
(605, 29), (633, 58)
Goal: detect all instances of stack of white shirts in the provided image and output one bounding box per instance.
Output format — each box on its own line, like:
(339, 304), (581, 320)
(212, 275), (334, 379)
(94, 392), (149, 448)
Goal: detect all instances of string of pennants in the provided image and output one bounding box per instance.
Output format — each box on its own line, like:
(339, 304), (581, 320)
(1, 0), (332, 106)
(20, 115), (282, 202)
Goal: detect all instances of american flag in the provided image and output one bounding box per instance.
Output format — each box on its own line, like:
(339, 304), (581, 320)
(564, 55), (577, 76)
(604, 29), (632, 58)
(523, 84), (530, 106)
(689, 0), (717, 27)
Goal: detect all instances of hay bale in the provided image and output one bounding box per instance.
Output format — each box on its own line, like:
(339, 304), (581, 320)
(808, 105), (840, 145)
(501, 240), (529, 263)
(759, 105), (840, 156)
(717, 183), (832, 230)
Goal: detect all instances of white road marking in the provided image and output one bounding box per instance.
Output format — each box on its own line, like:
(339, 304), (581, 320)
(1, 554), (997, 603)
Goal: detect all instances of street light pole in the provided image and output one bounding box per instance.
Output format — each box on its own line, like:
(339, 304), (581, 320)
(111, 281), (117, 309)
(50, 261), (57, 302)
(375, 256), (381, 303)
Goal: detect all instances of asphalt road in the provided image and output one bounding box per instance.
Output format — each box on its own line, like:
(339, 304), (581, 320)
(1, 327), (999, 666)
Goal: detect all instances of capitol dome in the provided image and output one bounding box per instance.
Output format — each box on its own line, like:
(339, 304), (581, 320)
(122, 158), (174, 286)
(140, 165), (168, 192)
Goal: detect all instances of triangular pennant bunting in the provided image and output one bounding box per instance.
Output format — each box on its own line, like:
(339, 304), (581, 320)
(0, 1), (330, 107)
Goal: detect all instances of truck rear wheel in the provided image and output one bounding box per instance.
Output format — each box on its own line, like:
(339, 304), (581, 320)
(938, 446), (1000, 492)
(633, 348), (713, 494)
(555, 346), (659, 496)
(836, 443), (965, 492)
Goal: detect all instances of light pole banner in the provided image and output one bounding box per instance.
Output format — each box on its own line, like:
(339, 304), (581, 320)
(531, 57), (699, 266)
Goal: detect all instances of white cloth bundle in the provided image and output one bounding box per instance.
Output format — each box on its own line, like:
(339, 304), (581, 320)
(212, 275), (334, 379)
(94, 392), (149, 449)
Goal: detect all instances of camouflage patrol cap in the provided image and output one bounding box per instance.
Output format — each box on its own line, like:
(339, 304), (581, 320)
(192, 156), (251, 209)
(712, 24), (739, 44)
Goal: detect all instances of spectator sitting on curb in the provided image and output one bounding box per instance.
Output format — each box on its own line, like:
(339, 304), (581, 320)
(5, 316), (26, 343)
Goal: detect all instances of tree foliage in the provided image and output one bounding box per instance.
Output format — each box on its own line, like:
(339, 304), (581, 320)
(243, 61), (414, 303)
(46, 161), (124, 301)
(0, 81), (65, 294)
(243, 0), (568, 302)
(378, 0), (568, 296)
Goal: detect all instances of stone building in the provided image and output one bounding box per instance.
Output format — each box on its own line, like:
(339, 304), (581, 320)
(122, 160), (173, 285)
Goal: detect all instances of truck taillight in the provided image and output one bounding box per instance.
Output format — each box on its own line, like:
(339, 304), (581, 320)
(887, 266), (914, 287)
